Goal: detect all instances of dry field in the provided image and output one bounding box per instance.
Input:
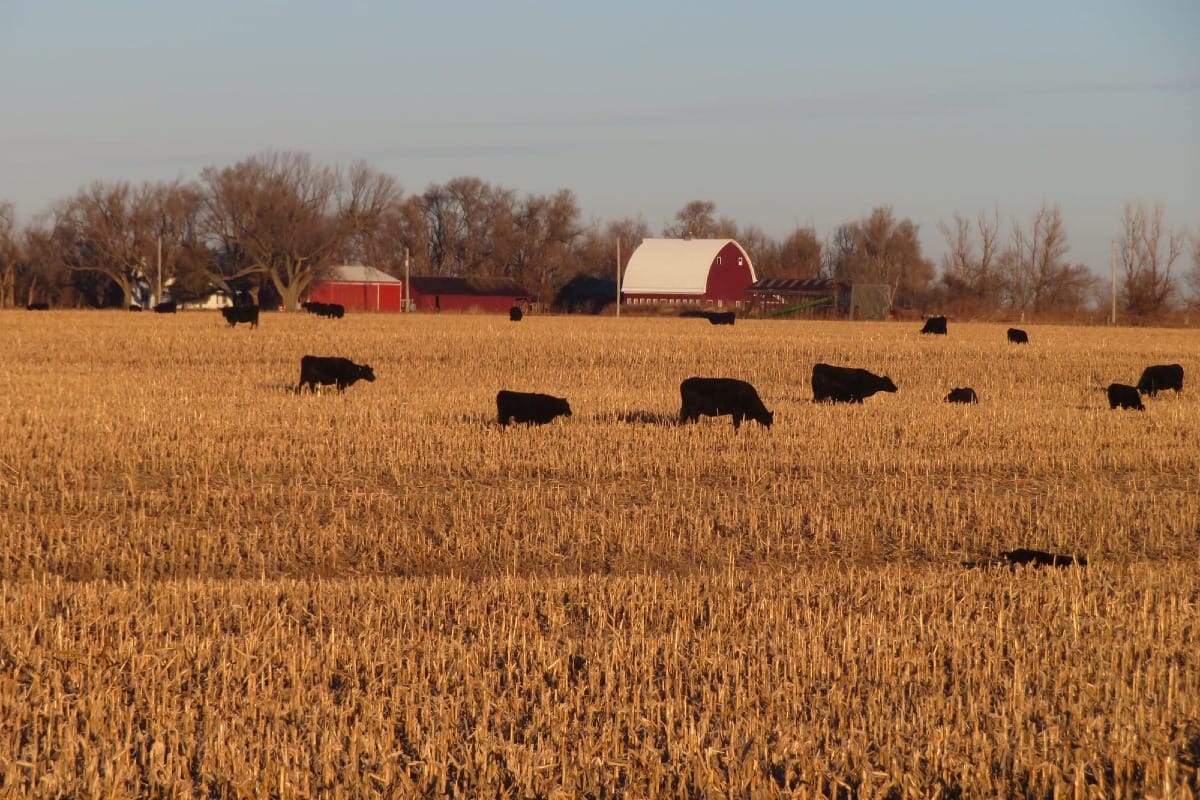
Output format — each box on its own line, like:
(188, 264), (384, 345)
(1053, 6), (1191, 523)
(0, 309), (1197, 798)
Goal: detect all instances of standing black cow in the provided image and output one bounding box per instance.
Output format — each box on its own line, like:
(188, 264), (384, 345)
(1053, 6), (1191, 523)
(509, 306), (524, 322)
(811, 363), (898, 404)
(1007, 327), (1029, 344)
(496, 390), (572, 426)
(25, 302), (49, 311)
(1136, 364), (1183, 396)
(221, 305), (259, 328)
(706, 311), (735, 325)
(920, 316), (948, 335)
(679, 377), (772, 429)
(297, 356), (376, 393)
(1107, 383), (1144, 410)
(153, 301), (177, 314)
(945, 387), (978, 404)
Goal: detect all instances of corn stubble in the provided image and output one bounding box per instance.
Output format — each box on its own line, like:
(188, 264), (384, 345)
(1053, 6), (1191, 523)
(0, 311), (1197, 797)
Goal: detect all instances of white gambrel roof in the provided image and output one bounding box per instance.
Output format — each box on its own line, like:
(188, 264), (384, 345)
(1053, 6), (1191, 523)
(324, 265), (403, 284)
(621, 238), (753, 295)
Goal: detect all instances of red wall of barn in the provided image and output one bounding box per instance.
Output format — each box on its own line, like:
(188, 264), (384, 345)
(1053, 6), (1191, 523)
(703, 242), (754, 303)
(308, 282), (403, 312)
(409, 291), (522, 313)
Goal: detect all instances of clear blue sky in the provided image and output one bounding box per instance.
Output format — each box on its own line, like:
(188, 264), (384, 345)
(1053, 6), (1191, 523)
(1, 0), (1197, 276)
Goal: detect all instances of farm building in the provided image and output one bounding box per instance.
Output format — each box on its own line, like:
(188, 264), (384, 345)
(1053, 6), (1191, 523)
(746, 278), (851, 317)
(620, 239), (757, 307)
(407, 276), (533, 313)
(306, 265), (405, 312)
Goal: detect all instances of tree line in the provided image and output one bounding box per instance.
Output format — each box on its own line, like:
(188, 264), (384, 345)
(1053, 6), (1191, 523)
(0, 150), (1196, 318)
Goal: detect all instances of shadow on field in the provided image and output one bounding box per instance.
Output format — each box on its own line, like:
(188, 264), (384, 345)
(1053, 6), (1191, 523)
(602, 410), (679, 426)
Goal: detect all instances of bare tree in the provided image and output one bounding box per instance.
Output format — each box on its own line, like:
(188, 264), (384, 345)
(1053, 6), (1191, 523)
(0, 201), (19, 307)
(737, 226), (779, 278)
(662, 200), (737, 239)
(1118, 201), (1186, 318)
(939, 208), (1002, 307)
(420, 177), (518, 278)
(826, 207), (934, 307)
(1186, 234), (1200, 310)
(778, 226), (822, 279)
(999, 203), (1096, 314)
(510, 189), (583, 299)
(200, 152), (399, 310)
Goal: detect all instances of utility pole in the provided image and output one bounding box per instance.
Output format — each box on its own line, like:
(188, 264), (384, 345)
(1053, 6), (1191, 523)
(404, 248), (410, 312)
(615, 238), (621, 317)
(156, 235), (162, 306)
(1111, 239), (1117, 325)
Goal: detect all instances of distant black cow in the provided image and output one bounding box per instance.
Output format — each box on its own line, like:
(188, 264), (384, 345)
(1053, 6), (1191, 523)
(1007, 327), (1029, 344)
(509, 306), (523, 322)
(679, 377), (772, 430)
(1001, 548), (1087, 568)
(128, 304), (143, 312)
(221, 305), (259, 328)
(1136, 363), (1183, 396)
(811, 363), (898, 404)
(25, 302), (49, 311)
(706, 311), (735, 325)
(153, 301), (177, 314)
(302, 301), (344, 319)
(297, 355), (376, 393)
(945, 387), (978, 404)
(921, 316), (948, 335)
(1107, 383), (1144, 410)
(496, 390), (572, 426)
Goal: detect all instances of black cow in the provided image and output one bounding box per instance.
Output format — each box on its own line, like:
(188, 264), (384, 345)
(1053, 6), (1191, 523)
(153, 301), (177, 314)
(301, 301), (345, 318)
(297, 355), (376, 393)
(920, 316), (948, 335)
(496, 390), (572, 426)
(679, 377), (772, 429)
(128, 304), (143, 312)
(1107, 383), (1144, 410)
(706, 311), (735, 326)
(1007, 327), (1029, 344)
(509, 306), (523, 322)
(221, 305), (259, 328)
(811, 363), (898, 404)
(25, 302), (49, 311)
(945, 387), (978, 404)
(1001, 548), (1087, 568)
(1136, 363), (1183, 396)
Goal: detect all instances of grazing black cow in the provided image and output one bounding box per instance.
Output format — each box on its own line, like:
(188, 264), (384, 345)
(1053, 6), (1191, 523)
(297, 355), (376, 393)
(811, 363), (898, 404)
(509, 306), (523, 322)
(920, 316), (948, 335)
(1136, 363), (1183, 396)
(301, 301), (345, 318)
(1001, 548), (1087, 568)
(221, 305), (259, 328)
(1007, 327), (1029, 344)
(153, 301), (177, 314)
(496, 390), (572, 426)
(25, 302), (49, 311)
(706, 311), (735, 326)
(1107, 383), (1144, 410)
(679, 377), (773, 429)
(945, 387), (978, 404)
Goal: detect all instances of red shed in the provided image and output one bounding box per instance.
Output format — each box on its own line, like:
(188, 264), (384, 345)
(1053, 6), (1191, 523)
(620, 238), (756, 307)
(306, 265), (404, 312)
(407, 276), (532, 313)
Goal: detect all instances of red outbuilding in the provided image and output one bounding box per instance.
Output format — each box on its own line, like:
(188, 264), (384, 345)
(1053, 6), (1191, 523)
(406, 276), (533, 313)
(306, 265), (405, 312)
(620, 238), (756, 307)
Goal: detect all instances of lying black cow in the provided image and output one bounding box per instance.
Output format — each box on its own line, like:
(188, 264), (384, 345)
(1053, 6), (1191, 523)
(1007, 327), (1028, 344)
(921, 316), (948, 335)
(497, 390), (572, 426)
(945, 387), (978, 404)
(297, 355), (376, 393)
(509, 306), (523, 322)
(706, 311), (735, 325)
(25, 302), (49, 311)
(1136, 363), (1183, 396)
(679, 377), (772, 429)
(1107, 383), (1144, 410)
(221, 305), (259, 328)
(811, 363), (898, 404)
(153, 301), (177, 314)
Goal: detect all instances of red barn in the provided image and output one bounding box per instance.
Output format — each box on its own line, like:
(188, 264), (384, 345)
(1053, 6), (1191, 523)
(407, 276), (533, 313)
(306, 265), (405, 312)
(620, 238), (756, 307)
